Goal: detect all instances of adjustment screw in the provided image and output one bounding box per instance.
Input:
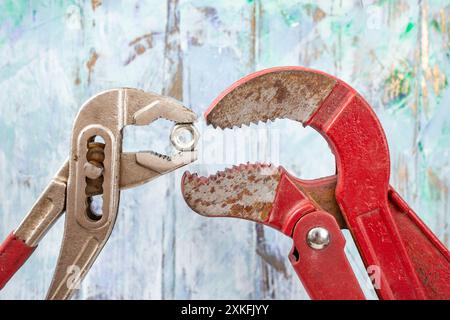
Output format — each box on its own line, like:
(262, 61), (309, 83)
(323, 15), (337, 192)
(307, 227), (330, 250)
(84, 162), (104, 180)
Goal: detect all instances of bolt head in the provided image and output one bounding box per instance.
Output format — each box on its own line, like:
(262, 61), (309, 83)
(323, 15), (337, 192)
(307, 227), (330, 250)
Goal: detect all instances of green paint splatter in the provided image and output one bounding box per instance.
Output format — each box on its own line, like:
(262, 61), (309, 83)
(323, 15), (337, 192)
(0, 0), (30, 26)
(384, 66), (415, 112)
(442, 124), (450, 136)
(330, 20), (353, 35)
(431, 19), (440, 32)
(0, 0), (77, 47)
(405, 22), (414, 34)
(280, 7), (301, 27)
(418, 141), (424, 153)
(400, 22), (414, 40)
(376, 0), (390, 6)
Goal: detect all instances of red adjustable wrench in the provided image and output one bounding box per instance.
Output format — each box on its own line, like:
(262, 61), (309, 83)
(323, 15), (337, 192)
(181, 67), (450, 300)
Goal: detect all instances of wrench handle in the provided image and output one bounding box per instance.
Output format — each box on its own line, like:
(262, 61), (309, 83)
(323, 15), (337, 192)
(0, 162), (68, 290)
(0, 232), (36, 289)
(309, 85), (428, 299)
(289, 211), (365, 300)
(388, 187), (450, 299)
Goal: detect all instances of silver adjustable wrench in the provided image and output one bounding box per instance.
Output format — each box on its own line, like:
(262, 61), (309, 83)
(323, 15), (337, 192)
(0, 88), (199, 299)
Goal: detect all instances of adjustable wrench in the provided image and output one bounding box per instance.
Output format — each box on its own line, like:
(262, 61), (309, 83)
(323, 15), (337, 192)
(181, 67), (450, 300)
(0, 88), (199, 299)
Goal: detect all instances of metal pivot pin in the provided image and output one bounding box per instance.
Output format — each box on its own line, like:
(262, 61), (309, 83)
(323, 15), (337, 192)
(307, 227), (330, 250)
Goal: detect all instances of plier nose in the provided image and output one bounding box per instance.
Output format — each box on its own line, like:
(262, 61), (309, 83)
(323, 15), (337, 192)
(0, 88), (199, 300)
(119, 89), (199, 189)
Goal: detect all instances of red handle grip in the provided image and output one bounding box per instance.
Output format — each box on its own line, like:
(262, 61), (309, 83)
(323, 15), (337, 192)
(289, 211), (366, 300)
(388, 188), (450, 299)
(0, 232), (36, 289)
(310, 87), (428, 299)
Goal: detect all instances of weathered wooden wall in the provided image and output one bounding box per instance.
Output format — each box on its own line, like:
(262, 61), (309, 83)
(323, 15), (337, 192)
(0, 0), (448, 299)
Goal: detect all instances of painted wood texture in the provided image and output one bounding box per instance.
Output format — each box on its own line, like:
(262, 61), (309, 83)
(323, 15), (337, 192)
(0, 0), (449, 299)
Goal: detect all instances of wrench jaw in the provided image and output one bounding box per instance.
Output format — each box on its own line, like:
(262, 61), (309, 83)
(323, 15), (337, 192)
(182, 163), (281, 224)
(47, 89), (198, 300)
(126, 88), (197, 126)
(120, 88), (199, 189)
(191, 67), (442, 299)
(120, 150), (197, 189)
(182, 163), (345, 230)
(205, 67), (337, 129)
(182, 68), (339, 226)
(181, 67), (340, 226)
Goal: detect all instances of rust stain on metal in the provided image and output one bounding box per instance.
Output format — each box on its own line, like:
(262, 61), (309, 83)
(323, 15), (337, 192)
(182, 164), (281, 223)
(295, 176), (346, 229)
(273, 80), (288, 103)
(206, 69), (337, 129)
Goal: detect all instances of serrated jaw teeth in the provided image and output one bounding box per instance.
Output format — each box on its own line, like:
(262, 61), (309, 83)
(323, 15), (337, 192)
(182, 162), (278, 185)
(207, 117), (277, 130)
(181, 163), (281, 222)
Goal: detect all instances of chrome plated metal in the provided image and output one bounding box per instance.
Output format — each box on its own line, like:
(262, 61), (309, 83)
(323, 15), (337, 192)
(5, 88), (198, 300)
(306, 227), (330, 250)
(45, 88), (198, 299)
(170, 123), (199, 151)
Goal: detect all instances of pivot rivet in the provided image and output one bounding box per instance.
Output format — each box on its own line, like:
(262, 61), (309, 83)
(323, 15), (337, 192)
(307, 227), (330, 250)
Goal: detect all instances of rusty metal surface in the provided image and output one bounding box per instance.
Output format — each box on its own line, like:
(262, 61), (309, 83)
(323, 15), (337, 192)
(182, 163), (347, 229)
(199, 68), (345, 229)
(183, 163), (281, 223)
(206, 69), (336, 129)
(295, 176), (346, 229)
